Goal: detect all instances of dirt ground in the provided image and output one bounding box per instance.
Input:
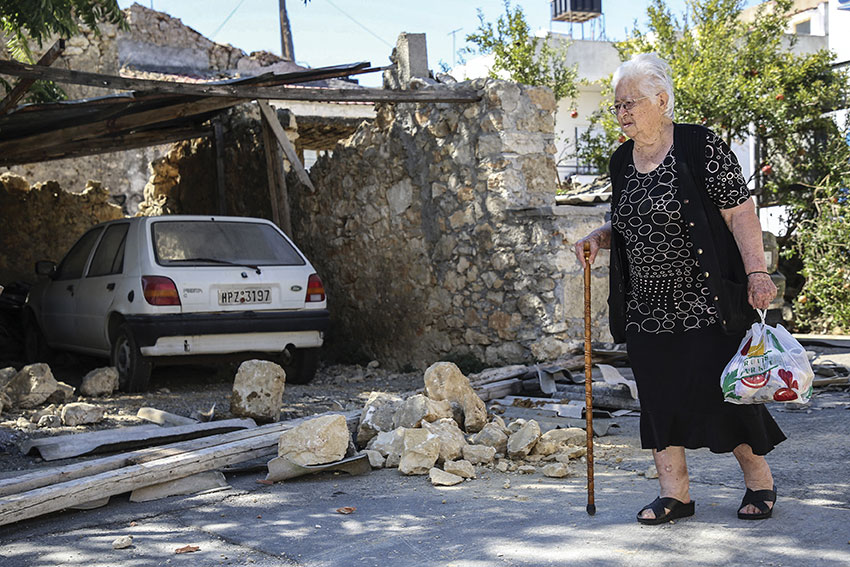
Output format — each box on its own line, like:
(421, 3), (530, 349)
(0, 359), (423, 478)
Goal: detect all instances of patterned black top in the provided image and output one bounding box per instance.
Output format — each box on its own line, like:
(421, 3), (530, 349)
(611, 130), (750, 334)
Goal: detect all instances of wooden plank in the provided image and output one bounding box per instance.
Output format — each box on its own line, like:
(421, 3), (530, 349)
(0, 96), (245, 157)
(555, 383), (641, 412)
(257, 100), (314, 191)
(0, 410), (359, 499)
(0, 124), (211, 167)
(136, 407), (198, 427)
(21, 418), (257, 461)
(213, 118), (227, 215)
(0, 40), (66, 114)
(0, 59), (481, 103)
(0, 410), (361, 526)
(474, 378), (523, 402)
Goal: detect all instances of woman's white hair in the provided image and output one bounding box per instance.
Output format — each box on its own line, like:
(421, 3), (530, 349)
(612, 53), (675, 120)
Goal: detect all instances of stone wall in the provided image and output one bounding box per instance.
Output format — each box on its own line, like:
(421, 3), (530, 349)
(288, 79), (612, 370)
(0, 4), (299, 215)
(0, 174), (123, 284)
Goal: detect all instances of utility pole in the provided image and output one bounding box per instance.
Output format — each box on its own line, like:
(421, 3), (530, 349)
(448, 27), (462, 68)
(279, 0), (295, 62)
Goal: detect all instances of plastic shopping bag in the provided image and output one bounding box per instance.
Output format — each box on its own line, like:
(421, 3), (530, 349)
(721, 310), (814, 404)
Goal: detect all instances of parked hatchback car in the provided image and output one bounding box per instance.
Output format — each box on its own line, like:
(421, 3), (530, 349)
(23, 215), (329, 391)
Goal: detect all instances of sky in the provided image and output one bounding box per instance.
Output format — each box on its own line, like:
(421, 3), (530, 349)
(116, 1), (759, 86)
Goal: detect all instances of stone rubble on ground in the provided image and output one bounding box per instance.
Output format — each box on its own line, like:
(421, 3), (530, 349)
(356, 392), (403, 446)
(79, 367), (119, 397)
(471, 422), (508, 454)
(277, 414), (349, 466)
(392, 393), (452, 429)
(423, 362), (488, 433)
(429, 467), (464, 486)
(4, 364), (59, 409)
(231, 359), (286, 422)
(506, 419), (541, 459)
(112, 535), (134, 550)
(398, 429), (441, 475)
(61, 402), (106, 426)
(443, 459), (476, 479)
(420, 418), (466, 464)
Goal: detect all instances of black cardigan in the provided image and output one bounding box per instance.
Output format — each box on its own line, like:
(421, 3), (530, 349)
(607, 123), (756, 343)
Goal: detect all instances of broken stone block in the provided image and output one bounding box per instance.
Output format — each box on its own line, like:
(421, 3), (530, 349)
(392, 394), (452, 429)
(423, 362), (487, 433)
(471, 422), (508, 455)
(421, 417), (467, 464)
(555, 446), (587, 462)
(356, 392), (402, 446)
(531, 427), (586, 457)
(462, 444), (496, 465)
(366, 427), (407, 468)
(507, 419), (541, 459)
(517, 464), (536, 474)
(112, 535), (133, 550)
(79, 367), (119, 397)
(61, 402), (106, 426)
(0, 391), (10, 415)
(507, 418), (526, 434)
(490, 415), (510, 434)
(495, 460), (509, 473)
(30, 404), (57, 423)
(443, 459), (475, 479)
(429, 467), (463, 486)
(37, 414), (62, 428)
(398, 429), (440, 475)
(231, 359), (286, 422)
(15, 416), (35, 430)
(542, 462), (570, 478)
(362, 449), (386, 469)
(46, 381), (76, 405)
(5, 363), (58, 409)
(0, 367), (16, 390)
(277, 414), (349, 466)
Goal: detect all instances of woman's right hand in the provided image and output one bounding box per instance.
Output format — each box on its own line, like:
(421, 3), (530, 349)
(574, 224), (611, 268)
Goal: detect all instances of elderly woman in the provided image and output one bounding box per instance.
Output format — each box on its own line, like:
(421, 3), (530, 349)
(575, 53), (786, 525)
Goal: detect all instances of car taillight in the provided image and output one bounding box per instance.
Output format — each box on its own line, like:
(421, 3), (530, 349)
(142, 276), (181, 306)
(306, 273), (325, 303)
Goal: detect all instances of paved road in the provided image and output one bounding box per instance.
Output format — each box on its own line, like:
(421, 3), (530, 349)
(2, 368), (848, 566)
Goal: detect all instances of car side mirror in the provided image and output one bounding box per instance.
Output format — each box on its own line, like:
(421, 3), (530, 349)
(35, 260), (57, 278)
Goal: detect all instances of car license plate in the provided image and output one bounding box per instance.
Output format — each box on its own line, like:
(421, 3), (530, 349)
(218, 288), (271, 305)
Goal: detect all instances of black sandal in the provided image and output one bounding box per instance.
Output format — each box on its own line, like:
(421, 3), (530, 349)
(637, 496), (695, 525)
(738, 487), (776, 520)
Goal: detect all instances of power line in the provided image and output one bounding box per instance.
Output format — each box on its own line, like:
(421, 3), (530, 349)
(210, 0), (247, 40)
(324, 0), (393, 48)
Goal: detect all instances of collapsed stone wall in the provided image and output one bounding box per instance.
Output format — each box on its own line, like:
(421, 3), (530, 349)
(289, 79), (612, 370)
(0, 3), (297, 215)
(0, 174), (123, 284)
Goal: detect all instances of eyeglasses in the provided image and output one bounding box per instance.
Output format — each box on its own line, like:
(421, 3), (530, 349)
(608, 96), (651, 115)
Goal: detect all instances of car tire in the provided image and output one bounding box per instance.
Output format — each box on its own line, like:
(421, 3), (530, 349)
(23, 310), (53, 365)
(112, 324), (152, 392)
(282, 347), (320, 385)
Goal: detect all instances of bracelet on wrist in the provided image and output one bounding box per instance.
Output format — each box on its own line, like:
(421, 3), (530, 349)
(746, 271), (771, 277)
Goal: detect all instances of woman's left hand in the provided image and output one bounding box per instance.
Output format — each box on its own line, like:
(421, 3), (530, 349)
(747, 273), (777, 310)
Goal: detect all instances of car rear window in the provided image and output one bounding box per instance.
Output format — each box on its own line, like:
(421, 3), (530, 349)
(152, 221), (305, 267)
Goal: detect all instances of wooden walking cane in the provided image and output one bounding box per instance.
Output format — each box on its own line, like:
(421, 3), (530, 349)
(583, 241), (596, 515)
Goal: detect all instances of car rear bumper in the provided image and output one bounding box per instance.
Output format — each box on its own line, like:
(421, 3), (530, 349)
(125, 310), (329, 355)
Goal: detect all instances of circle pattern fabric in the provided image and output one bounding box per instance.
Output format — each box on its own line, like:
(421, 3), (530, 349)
(611, 130), (751, 334)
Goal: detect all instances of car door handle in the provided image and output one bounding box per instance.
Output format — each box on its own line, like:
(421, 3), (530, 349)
(106, 283), (115, 291)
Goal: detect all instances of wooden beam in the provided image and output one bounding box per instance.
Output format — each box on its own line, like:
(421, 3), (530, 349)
(0, 40), (66, 114)
(0, 96), (244, 157)
(0, 59), (482, 103)
(260, 115), (283, 228)
(0, 124), (211, 167)
(258, 100), (314, 191)
(213, 118), (227, 215)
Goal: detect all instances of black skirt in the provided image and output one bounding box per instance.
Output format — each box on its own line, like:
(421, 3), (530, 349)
(626, 323), (786, 455)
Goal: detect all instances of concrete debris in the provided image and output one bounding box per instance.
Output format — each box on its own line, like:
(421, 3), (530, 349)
(429, 467), (463, 486)
(393, 393), (452, 429)
(398, 429), (440, 475)
(424, 362), (488, 433)
(531, 428), (586, 457)
(542, 462), (570, 478)
(462, 444), (496, 465)
(277, 414), (349, 466)
(4, 364), (59, 409)
(112, 535), (134, 550)
(356, 392), (403, 446)
(506, 419), (541, 459)
(421, 417), (467, 464)
(443, 459), (475, 479)
(61, 402), (106, 426)
(79, 367), (119, 397)
(231, 359), (286, 422)
(471, 422), (508, 454)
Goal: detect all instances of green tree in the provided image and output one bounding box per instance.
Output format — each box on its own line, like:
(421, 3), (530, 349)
(576, 0), (847, 227)
(1, 0), (126, 103)
(464, 0), (578, 101)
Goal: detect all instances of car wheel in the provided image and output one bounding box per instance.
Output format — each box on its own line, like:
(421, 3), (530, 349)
(111, 324), (152, 392)
(23, 311), (53, 364)
(282, 347), (320, 385)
